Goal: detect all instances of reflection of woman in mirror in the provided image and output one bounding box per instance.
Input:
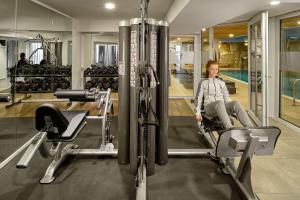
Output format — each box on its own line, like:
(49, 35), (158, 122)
(17, 52), (30, 67)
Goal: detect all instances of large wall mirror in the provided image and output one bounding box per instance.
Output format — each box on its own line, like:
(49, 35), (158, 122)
(0, 0), (71, 163)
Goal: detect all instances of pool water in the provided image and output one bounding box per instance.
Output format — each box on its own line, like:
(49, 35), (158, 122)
(220, 70), (248, 83)
(281, 75), (300, 100)
(220, 69), (300, 99)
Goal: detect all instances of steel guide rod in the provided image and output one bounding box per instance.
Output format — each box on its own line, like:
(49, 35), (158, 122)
(0, 139), (213, 171)
(136, 1), (149, 200)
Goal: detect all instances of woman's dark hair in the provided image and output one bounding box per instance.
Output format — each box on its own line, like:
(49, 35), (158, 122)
(205, 60), (219, 77)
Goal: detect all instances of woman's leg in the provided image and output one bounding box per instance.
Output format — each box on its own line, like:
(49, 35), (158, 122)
(205, 100), (233, 129)
(225, 101), (254, 127)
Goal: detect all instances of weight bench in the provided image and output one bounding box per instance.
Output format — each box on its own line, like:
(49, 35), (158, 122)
(16, 103), (89, 183)
(14, 89), (114, 184)
(35, 103), (88, 141)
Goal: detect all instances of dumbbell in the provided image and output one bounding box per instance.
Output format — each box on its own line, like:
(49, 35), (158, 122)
(40, 79), (49, 91)
(96, 67), (103, 76)
(95, 81), (102, 89)
(32, 78), (41, 91)
(113, 65), (118, 74)
(31, 83), (39, 91)
(59, 67), (64, 75)
(84, 68), (92, 76)
(28, 67), (36, 75)
(37, 67), (45, 75)
(102, 78), (110, 90)
(85, 81), (94, 89)
(108, 78), (115, 87)
(52, 82), (59, 91)
(60, 82), (69, 89)
(15, 81), (24, 92)
(93, 77), (100, 83)
(16, 67), (22, 75)
(62, 68), (67, 75)
(107, 66), (116, 75)
(54, 78), (62, 89)
(54, 67), (60, 75)
(63, 79), (71, 89)
(102, 66), (108, 75)
(65, 68), (71, 75)
(57, 78), (70, 89)
(45, 67), (52, 75)
(23, 81), (30, 91)
(40, 83), (49, 91)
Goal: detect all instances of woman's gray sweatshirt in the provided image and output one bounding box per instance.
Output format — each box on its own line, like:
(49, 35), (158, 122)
(195, 77), (231, 116)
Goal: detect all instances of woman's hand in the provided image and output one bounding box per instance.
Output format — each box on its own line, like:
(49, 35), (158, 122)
(196, 115), (203, 122)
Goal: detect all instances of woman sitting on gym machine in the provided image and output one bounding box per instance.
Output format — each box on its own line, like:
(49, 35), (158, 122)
(195, 60), (254, 129)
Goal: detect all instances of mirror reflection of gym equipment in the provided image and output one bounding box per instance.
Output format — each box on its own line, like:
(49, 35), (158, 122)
(1, 0), (300, 200)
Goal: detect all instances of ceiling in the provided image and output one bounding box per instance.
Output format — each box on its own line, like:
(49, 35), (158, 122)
(226, 3), (300, 24)
(169, 0), (300, 34)
(170, 36), (194, 43)
(281, 15), (300, 28)
(37, 0), (174, 20)
(213, 24), (248, 39)
(27, 0), (300, 34)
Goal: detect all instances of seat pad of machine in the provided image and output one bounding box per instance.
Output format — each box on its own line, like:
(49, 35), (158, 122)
(60, 110), (89, 139)
(35, 103), (89, 140)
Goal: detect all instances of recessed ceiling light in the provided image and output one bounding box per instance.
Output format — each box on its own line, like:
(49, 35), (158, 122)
(105, 2), (115, 10)
(297, 21), (300, 25)
(229, 34), (234, 38)
(270, 1), (280, 6)
(177, 37), (181, 41)
(202, 28), (206, 32)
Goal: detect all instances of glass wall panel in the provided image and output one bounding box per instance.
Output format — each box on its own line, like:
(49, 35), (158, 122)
(0, 0), (72, 164)
(169, 36), (194, 97)
(0, 0), (17, 163)
(280, 16), (300, 127)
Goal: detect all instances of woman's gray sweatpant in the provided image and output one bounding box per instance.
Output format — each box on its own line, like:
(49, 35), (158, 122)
(204, 100), (254, 129)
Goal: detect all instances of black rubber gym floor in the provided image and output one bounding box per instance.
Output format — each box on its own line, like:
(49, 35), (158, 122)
(0, 116), (242, 200)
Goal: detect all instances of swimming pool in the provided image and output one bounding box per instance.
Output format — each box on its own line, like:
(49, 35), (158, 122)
(281, 74), (300, 100)
(220, 69), (300, 100)
(220, 70), (248, 83)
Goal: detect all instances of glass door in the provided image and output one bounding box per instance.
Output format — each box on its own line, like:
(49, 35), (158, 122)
(107, 44), (118, 65)
(279, 15), (300, 128)
(248, 11), (269, 126)
(95, 43), (118, 66)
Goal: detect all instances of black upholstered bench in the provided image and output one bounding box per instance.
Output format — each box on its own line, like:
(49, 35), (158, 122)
(35, 104), (89, 141)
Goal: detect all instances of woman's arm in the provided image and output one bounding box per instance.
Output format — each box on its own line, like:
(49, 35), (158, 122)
(196, 81), (204, 116)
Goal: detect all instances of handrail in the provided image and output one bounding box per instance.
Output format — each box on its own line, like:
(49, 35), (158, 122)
(292, 79), (300, 106)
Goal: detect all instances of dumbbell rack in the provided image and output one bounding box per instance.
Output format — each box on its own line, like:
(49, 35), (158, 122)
(83, 75), (118, 92)
(6, 66), (72, 108)
(83, 66), (119, 92)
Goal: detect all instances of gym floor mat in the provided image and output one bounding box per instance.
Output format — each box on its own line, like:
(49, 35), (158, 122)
(0, 116), (241, 200)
